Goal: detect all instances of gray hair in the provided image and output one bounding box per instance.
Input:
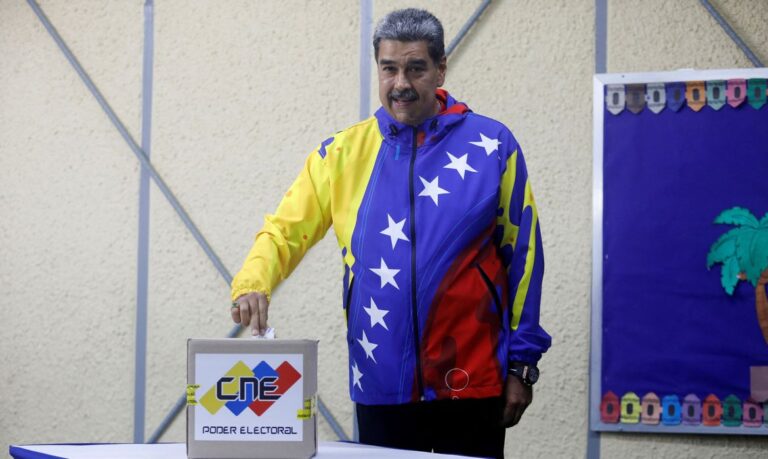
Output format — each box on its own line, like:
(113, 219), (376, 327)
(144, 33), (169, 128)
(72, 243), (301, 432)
(373, 9), (445, 64)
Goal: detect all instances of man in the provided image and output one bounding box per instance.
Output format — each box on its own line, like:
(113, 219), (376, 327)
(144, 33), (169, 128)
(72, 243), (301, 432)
(230, 8), (550, 459)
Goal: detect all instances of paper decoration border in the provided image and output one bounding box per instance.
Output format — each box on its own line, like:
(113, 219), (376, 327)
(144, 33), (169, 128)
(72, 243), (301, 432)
(591, 68), (768, 436)
(605, 79), (766, 115)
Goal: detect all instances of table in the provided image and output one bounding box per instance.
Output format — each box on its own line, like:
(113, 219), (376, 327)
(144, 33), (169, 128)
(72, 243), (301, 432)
(10, 441), (471, 458)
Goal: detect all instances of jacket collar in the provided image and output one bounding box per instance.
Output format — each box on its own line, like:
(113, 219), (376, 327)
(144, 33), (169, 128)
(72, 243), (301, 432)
(374, 89), (471, 148)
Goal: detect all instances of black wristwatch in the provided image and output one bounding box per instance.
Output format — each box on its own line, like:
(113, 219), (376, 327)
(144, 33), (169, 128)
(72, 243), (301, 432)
(508, 362), (539, 386)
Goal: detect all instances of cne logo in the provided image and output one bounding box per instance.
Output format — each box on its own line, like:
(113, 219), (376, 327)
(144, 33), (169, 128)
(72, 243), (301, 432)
(199, 360), (301, 416)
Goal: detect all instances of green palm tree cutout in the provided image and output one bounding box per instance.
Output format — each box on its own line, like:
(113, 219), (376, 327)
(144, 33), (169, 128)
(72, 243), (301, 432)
(707, 207), (768, 344)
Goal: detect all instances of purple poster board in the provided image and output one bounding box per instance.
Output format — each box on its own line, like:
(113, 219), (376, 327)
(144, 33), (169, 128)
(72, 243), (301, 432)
(591, 69), (768, 435)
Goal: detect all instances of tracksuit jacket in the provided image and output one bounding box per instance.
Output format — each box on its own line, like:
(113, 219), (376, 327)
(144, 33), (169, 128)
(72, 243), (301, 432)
(232, 89), (551, 405)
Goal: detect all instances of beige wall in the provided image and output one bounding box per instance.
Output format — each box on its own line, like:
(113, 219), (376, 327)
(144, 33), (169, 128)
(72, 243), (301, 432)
(1, 0), (767, 457)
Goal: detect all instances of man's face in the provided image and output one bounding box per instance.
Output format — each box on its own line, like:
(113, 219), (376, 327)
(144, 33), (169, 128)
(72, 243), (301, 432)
(377, 40), (447, 126)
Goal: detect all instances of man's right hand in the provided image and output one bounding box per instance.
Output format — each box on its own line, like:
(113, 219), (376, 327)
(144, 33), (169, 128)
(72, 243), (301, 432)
(232, 292), (270, 336)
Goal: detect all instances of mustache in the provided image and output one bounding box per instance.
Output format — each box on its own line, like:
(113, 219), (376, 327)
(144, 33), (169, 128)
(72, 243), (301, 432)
(389, 88), (418, 102)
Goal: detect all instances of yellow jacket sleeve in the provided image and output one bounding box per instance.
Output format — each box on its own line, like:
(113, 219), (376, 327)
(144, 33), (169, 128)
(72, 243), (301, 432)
(231, 148), (332, 301)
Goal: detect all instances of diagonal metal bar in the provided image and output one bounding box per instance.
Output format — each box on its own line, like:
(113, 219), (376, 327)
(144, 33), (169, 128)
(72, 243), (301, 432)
(699, 0), (764, 67)
(27, 0), (245, 442)
(446, 0), (492, 57)
(27, 0), (234, 286)
(318, 396), (350, 442)
(147, 393), (186, 444)
(28, 0), (355, 444)
(134, 0), (155, 444)
(147, 324), (241, 443)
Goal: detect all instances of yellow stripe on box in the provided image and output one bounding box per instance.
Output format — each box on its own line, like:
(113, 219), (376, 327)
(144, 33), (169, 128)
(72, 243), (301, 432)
(199, 361), (253, 415)
(186, 384), (200, 406)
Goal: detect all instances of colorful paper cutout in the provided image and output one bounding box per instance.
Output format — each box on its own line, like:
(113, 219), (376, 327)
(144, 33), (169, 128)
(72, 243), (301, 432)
(750, 366), (768, 402)
(722, 395), (743, 427)
(606, 85), (625, 115)
(620, 392), (640, 423)
(641, 392), (661, 425)
(743, 399), (763, 427)
(661, 395), (682, 425)
(685, 81), (706, 112)
(706, 80), (726, 110)
(605, 79), (768, 114)
(727, 79), (747, 108)
(645, 83), (666, 113)
(702, 394), (722, 426)
(666, 82), (686, 112)
(765, 401), (768, 426)
(707, 207), (768, 344)
(600, 391), (620, 423)
(626, 84), (646, 114)
(682, 394), (702, 425)
(747, 78), (767, 109)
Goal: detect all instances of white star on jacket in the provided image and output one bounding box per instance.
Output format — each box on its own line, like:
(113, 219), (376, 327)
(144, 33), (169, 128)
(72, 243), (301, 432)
(443, 152), (477, 179)
(351, 361), (364, 391)
(470, 133), (501, 156)
(357, 331), (378, 363)
(370, 258), (400, 289)
(379, 214), (409, 250)
(363, 297), (390, 330)
(418, 176), (449, 205)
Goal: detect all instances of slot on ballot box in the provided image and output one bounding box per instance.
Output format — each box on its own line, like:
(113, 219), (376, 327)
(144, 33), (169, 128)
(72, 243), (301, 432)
(187, 338), (318, 459)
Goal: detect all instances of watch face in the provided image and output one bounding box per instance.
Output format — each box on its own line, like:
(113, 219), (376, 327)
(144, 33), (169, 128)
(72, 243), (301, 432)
(526, 366), (539, 384)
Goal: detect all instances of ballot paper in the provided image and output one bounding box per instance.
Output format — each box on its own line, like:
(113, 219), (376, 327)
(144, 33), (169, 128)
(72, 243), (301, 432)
(251, 327), (276, 340)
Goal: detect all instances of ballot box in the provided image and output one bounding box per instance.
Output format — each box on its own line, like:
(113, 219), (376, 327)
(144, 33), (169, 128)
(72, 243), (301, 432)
(187, 339), (318, 459)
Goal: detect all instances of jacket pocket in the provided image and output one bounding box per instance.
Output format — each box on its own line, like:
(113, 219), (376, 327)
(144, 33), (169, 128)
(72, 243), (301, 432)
(344, 277), (355, 328)
(475, 264), (504, 325)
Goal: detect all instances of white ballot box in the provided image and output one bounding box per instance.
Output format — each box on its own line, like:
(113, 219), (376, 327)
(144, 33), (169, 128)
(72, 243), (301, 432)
(187, 339), (318, 459)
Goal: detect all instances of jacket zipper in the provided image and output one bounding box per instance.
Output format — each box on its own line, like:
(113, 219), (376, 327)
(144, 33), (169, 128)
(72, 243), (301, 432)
(408, 128), (424, 400)
(475, 264), (504, 325)
(408, 128), (425, 400)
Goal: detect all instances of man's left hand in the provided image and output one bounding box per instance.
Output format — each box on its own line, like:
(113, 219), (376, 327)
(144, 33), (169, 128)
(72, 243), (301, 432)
(501, 376), (533, 427)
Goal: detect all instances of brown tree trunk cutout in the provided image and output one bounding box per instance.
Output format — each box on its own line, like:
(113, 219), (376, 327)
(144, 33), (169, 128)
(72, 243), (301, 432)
(757, 268), (768, 345)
